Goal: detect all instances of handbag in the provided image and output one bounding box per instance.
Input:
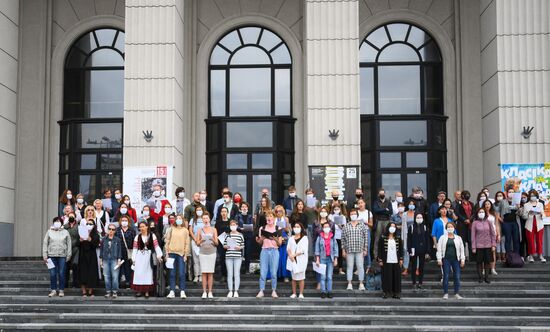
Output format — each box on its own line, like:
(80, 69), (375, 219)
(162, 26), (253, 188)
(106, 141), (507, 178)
(122, 229), (133, 263)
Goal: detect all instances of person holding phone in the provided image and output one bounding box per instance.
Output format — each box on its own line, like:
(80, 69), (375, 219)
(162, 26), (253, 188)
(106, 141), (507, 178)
(256, 210), (283, 298)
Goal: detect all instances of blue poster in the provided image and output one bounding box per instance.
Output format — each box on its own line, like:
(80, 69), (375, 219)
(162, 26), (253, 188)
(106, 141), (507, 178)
(500, 163), (550, 198)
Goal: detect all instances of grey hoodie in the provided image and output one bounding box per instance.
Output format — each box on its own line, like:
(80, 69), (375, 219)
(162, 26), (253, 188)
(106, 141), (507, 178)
(42, 228), (72, 260)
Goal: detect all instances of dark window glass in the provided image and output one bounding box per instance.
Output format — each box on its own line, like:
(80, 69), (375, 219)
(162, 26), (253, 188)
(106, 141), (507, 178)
(379, 121), (427, 147)
(381, 173), (401, 195)
(380, 152), (401, 168)
(100, 154), (122, 170)
(227, 153), (248, 169)
(252, 153), (273, 169)
(79, 154), (97, 169)
(77, 123), (122, 149)
(378, 65), (420, 114)
(407, 173), (427, 197)
(424, 65), (443, 114)
(406, 152), (428, 168)
(84, 70), (124, 118)
(360, 68), (374, 115)
(226, 122), (272, 148)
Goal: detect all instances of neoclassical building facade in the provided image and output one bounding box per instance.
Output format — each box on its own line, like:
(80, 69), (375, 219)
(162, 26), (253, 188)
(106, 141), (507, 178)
(1, 0), (548, 255)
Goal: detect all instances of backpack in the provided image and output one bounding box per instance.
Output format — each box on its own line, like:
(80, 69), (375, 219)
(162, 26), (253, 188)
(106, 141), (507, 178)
(506, 252), (524, 268)
(365, 267), (382, 291)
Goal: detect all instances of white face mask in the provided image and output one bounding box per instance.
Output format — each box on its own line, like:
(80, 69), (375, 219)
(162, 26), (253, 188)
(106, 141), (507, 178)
(199, 194), (206, 201)
(66, 194), (72, 200)
(53, 221), (62, 229)
(323, 227), (331, 234)
(447, 228), (455, 234)
(350, 215), (358, 221)
(165, 208), (172, 214)
(142, 210), (150, 217)
(398, 207), (405, 213)
(478, 212), (486, 219)
(121, 221), (128, 227)
(408, 204), (416, 210)
(293, 228), (301, 235)
(496, 196), (503, 202)
(320, 212), (328, 218)
(153, 190), (161, 197)
(178, 192), (185, 198)
(530, 196), (538, 202)
(241, 209), (248, 215)
(230, 225), (238, 232)
(224, 197), (231, 203)
(388, 226), (396, 234)
(115, 194), (122, 200)
(396, 196), (403, 203)
(306, 194), (314, 198)
(76, 198), (84, 204)
(120, 208), (128, 214)
(86, 224), (94, 231)
(196, 210), (203, 217)
(415, 218), (423, 224)
(333, 209), (340, 215)
(124, 200), (130, 205)
(176, 219), (183, 226)
(289, 192), (296, 198)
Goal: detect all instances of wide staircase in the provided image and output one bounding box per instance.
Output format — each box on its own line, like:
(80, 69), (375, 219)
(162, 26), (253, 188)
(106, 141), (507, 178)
(0, 259), (549, 331)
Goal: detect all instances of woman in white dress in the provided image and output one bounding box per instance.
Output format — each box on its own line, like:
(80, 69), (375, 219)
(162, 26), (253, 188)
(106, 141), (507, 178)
(287, 222), (308, 299)
(131, 221), (163, 298)
(196, 212), (218, 299)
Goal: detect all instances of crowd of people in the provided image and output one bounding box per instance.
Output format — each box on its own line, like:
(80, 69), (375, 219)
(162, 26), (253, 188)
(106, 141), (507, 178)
(42, 184), (548, 300)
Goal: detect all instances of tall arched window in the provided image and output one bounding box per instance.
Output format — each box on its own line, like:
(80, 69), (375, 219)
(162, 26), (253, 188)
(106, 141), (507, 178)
(359, 23), (446, 202)
(207, 26), (294, 208)
(60, 28), (124, 202)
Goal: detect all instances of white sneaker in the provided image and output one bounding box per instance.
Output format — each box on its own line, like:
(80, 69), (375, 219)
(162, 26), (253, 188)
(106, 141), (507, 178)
(208, 292), (214, 299)
(199, 276), (202, 282)
(443, 293), (449, 300)
(528, 255), (535, 263)
(193, 277), (198, 283)
(346, 283), (353, 290)
(271, 291), (279, 298)
(233, 291), (239, 298)
(540, 256), (547, 263)
(454, 294), (464, 299)
(48, 290), (57, 297)
(166, 291), (175, 298)
(58, 291), (64, 297)
(180, 291), (187, 299)
(227, 291), (233, 298)
(298, 294), (304, 299)
(201, 292), (207, 299)
(358, 283), (366, 291)
(256, 290), (264, 298)
(491, 269), (498, 276)
(289, 293), (297, 299)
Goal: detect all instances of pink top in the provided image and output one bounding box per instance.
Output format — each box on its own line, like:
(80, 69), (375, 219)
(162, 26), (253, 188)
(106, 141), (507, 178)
(261, 226), (279, 249)
(471, 219), (496, 250)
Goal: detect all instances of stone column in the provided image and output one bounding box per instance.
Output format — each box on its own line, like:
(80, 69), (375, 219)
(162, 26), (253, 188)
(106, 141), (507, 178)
(304, 0), (361, 166)
(124, 0), (185, 188)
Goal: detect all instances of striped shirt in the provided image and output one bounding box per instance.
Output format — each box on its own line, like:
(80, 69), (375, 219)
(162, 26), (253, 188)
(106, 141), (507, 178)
(224, 232), (245, 258)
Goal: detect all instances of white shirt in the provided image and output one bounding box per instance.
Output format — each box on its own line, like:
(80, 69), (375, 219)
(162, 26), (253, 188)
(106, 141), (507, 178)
(387, 239), (398, 263)
(358, 209), (373, 226)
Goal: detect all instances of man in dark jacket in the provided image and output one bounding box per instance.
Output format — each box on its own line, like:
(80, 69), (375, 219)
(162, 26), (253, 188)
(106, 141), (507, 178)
(372, 188), (392, 258)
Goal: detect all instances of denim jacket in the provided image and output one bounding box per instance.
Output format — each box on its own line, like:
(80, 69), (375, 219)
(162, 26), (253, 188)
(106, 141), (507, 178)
(99, 236), (122, 261)
(314, 235), (339, 261)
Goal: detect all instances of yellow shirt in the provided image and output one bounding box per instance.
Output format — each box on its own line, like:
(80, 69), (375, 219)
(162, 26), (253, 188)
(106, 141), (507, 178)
(165, 227), (191, 257)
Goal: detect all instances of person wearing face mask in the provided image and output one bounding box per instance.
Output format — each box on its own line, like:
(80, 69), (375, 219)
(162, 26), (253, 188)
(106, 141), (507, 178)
(74, 194), (87, 220)
(213, 187), (230, 222)
(329, 203), (347, 275)
(372, 189), (393, 261)
(131, 221), (164, 298)
(43, 217), (72, 297)
(58, 189), (76, 218)
(437, 222), (465, 299)
(481, 200), (501, 274)
(272, 206), (292, 282)
(391, 192), (404, 216)
(121, 195), (137, 223)
(189, 206), (206, 282)
(99, 224), (122, 298)
(517, 192), (530, 258)
(325, 189), (348, 217)
(113, 203), (132, 229)
(198, 190), (215, 216)
(315, 222), (339, 298)
(216, 191), (239, 226)
(456, 190), (474, 259)
(61, 204), (75, 227)
(498, 189), (521, 258)
(256, 211), (283, 298)
(78, 219), (100, 297)
(158, 203), (174, 242)
(408, 213), (430, 290)
(254, 188), (276, 217)
(92, 199), (109, 237)
(377, 222), (403, 299)
(342, 209), (369, 291)
(287, 222), (308, 299)
(215, 207), (231, 281)
(197, 213), (219, 298)
(173, 187), (191, 216)
(139, 205), (154, 228)
(223, 220), (245, 298)
(115, 215), (136, 289)
(428, 191), (447, 226)
(394, 199), (416, 276)
(232, 192), (243, 210)
(184, 192), (204, 222)
(471, 208), (497, 283)
(482, 188), (495, 203)
(407, 187), (429, 215)
(521, 190), (546, 263)
(146, 181), (169, 221)
(347, 187), (364, 212)
(472, 191), (489, 218)
(111, 189), (124, 223)
(64, 214), (80, 288)
(283, 185), (301, 216)
(164, 215), (191, 299)
(312, 207), (331, 289)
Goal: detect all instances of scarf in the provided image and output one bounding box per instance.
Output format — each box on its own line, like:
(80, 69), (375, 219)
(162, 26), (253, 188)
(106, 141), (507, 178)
(321, 231), (333, 257)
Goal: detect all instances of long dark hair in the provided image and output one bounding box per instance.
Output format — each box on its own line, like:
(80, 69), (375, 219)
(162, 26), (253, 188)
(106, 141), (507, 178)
(137, 221), (154, 250)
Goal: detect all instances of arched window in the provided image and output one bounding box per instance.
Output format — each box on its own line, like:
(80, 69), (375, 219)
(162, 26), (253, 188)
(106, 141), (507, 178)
(207, 26), (294, 208)
(60, 28), (124, 202)
(359, 23), (446, 202)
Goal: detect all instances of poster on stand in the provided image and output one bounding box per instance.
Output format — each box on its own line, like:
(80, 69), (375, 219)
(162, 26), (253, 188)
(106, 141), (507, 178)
(309, 166), (360, 207)
(123, 165), (173, 218)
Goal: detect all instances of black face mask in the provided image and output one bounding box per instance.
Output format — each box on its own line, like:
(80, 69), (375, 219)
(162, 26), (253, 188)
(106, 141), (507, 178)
(379, 195), (385, 200)
(463, 195), (470, 200)
(355, 194), (363, 199)
(332, 196), (339, 201)
(69, 217), (75, 223)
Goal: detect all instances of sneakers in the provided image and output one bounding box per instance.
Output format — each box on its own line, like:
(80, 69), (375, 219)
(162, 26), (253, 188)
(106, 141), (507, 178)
(454, 294), (464, 299)
(298, 294), (305, 299)
(201, 292), (207, 299)
(199, 276), (202, 282)
(58, 291), (64, 297)
(180, 291), (187, 299)
(346, 283), (353, 290)
(208, 292), (214, 299)
(321, 292), (327, 299)
(327, 292), (333, 299)
(193, 277), (199, 283)
(339, 270), (345, 275)
(540, 256), (547, 263)
(443, 293), (449, 300)
(112, 292), (117, 299)
(271, 291), (279, 298)
(491, 269), (498, 275)
(48, 290), (57, 297)
(284, 278), (290, 283)
(104, 292), (111, 298)
(256, 290), (264, 298)
(358, 283), (366, 291)
(227, 291), (233, 298)
(289, 294), (297, 299)
(167, 291), (175, 299)
(528, 255), (535, 263)
(233, 291), (239, 298)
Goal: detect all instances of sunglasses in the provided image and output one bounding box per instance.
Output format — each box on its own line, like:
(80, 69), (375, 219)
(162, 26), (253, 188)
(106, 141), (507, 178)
(108, 228), (116, 231)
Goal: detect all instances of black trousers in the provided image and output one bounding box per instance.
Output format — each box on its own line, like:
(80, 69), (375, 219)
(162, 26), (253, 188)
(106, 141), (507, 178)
(216, 244), (227, 277)
(382, 263), (401, 295)
(410, 255), (425, 284)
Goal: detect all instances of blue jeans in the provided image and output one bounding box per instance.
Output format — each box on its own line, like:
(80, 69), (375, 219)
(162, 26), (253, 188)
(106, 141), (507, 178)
(319, 257), (334, 292)
(502, 222), (520, 254)
(169, 253), (186, 291)
(442, 258), (461, 295)
(364, 230), (372, 269)
(48, 257), (66, 291)
(259, 248), (279, 291)
(102, 259), (120, 292)
(226, 257), (242, 291)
